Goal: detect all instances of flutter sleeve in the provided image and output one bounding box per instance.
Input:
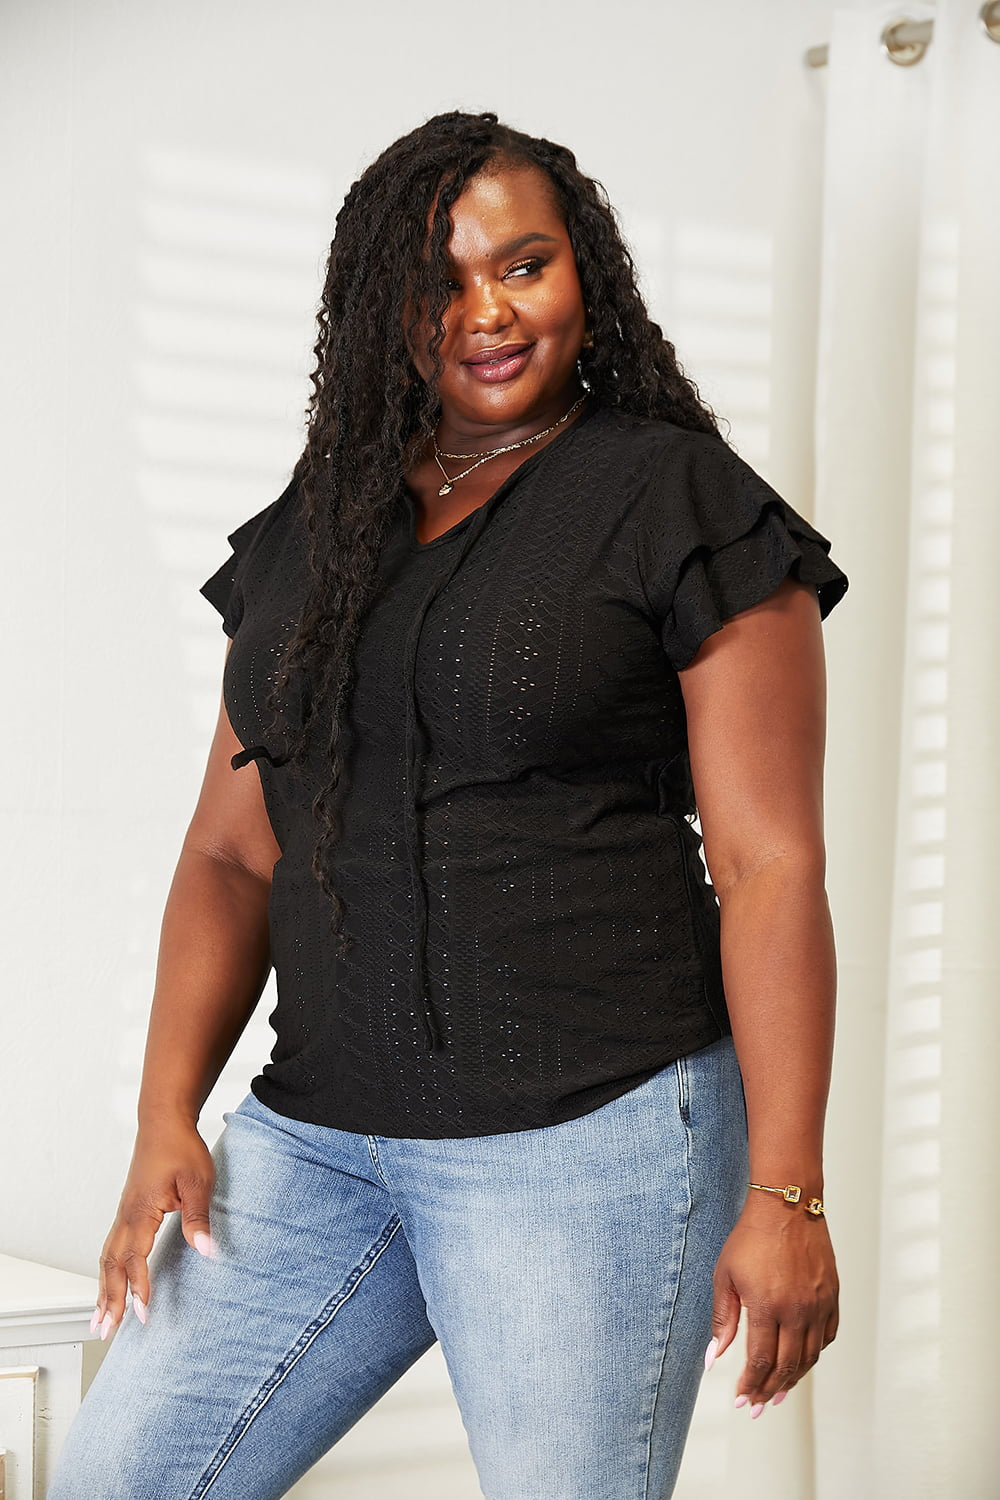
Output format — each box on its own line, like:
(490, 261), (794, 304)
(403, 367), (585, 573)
(199, 485), (295, 638)
(637, 430), (849, 671)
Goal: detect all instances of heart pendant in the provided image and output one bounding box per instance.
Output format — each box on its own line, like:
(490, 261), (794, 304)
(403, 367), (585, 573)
(438, 482), (453, 496)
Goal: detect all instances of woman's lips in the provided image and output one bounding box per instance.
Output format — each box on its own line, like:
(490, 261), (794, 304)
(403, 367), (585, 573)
(462, 343), (535, 384)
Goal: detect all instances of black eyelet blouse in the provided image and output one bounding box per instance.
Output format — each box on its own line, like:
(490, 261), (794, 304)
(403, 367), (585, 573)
(199, 399), (848, 1138)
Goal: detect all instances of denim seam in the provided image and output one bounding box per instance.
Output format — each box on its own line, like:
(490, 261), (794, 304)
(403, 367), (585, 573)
(642, 1107), (694, 1500)
(366, 1133), (391, 1189)
(187, 1215), (404, 1499)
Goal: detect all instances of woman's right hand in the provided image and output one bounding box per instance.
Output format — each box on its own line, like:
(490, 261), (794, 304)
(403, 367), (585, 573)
(91, 1116), (217, 1340)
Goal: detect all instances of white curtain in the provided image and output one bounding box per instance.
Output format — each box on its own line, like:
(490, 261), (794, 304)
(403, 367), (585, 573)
(680, 3), (1000, 1496)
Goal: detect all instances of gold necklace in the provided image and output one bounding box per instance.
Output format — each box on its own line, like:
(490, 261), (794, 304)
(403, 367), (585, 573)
(432, 395), (586, 496)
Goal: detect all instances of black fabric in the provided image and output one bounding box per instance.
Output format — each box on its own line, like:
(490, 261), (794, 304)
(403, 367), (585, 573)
(199, 401), (848, 1137)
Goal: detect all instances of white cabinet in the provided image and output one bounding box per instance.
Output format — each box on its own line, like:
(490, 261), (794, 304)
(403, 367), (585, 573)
(0, 1254), (102, 1500)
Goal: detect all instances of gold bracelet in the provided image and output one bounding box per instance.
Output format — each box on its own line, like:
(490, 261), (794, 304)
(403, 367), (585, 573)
(748, 1182), (825, 1217)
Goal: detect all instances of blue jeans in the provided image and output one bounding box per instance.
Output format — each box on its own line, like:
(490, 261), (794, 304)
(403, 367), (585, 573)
(49, 1036), (748, 1500)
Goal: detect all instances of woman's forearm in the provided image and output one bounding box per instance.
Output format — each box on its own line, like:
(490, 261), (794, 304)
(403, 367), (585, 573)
(136, 844), (273, 1129)
(716, 854), (836, 1195)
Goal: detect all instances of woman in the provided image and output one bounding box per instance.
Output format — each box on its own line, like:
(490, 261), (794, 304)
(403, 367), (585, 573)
(50, 111), (847, 1499)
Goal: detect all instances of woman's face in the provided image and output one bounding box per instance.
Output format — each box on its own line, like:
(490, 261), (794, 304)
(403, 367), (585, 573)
(410, 162), (588, 438)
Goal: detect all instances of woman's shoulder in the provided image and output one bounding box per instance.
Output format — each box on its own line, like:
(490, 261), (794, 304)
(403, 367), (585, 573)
(614, 411), (849, 667)
(587, 403), (731, 471)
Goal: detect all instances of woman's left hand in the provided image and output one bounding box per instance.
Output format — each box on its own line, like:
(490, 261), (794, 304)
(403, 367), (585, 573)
(704, 1198), (840, 1416)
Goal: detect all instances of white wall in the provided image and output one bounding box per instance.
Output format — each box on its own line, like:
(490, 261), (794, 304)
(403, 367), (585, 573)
(1, 0), (837, 1488)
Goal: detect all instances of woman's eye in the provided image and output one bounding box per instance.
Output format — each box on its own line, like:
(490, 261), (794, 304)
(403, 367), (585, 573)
(443, 257), (545, 295)
(506, 257), (545, 279)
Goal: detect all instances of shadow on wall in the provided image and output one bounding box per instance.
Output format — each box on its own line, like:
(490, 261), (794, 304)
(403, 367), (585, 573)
(125, 142), (331, 1140)
(133, 143), (327, 766)
(630, 212), (775, 468)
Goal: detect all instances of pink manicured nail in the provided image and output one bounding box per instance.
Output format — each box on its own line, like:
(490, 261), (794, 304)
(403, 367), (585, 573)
(89, 1307), (101, 1335)
(99, 1312), (113, 1341)
(734, 1394), (749, 1408)
(704, 1338), (719, 1372)
(750, 1402), (765, 1419)
(772, 1389), (788, 1407)
(193, 1232), (219, 1259)
(133, 1295), (148, 1325)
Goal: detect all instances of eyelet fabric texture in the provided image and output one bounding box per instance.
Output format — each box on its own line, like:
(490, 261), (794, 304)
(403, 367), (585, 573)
(199, 403), (848, 1138)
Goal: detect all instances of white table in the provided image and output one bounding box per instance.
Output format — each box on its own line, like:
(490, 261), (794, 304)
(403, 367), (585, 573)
(0, 1254), (102, 1500)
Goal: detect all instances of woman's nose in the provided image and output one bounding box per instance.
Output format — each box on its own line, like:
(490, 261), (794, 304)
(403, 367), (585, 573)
(462, 279), (512, 335)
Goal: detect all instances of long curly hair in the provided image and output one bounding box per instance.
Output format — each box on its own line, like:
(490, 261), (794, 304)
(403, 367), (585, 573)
(268, 109), (723, 956)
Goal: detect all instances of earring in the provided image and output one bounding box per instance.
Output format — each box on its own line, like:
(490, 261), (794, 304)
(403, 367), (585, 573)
(580, 304), (595, 351)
